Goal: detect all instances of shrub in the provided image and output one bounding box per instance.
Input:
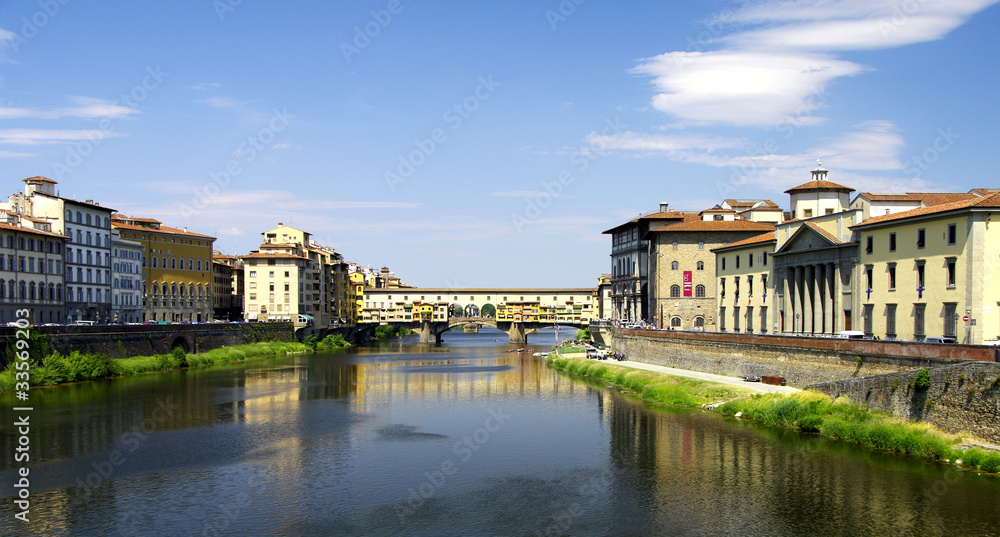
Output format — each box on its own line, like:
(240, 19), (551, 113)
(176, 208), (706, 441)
(914, 369), (931, 390)
(302, 334), (319, 350)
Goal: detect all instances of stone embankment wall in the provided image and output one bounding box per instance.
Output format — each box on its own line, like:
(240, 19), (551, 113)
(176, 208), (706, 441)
(609, 328), (998, 388)
(0, 323), (294, 364)
(808, 363), (1000, 443)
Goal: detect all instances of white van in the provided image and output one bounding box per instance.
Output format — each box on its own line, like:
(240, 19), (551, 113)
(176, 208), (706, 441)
(73, 320), (96, 326)
(837, 330), (866, 339)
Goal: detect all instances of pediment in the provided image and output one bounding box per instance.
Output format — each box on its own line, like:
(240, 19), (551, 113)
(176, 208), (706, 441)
(775, 224), (839, 254)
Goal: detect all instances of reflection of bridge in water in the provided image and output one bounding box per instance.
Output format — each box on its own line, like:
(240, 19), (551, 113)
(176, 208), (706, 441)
(360, 316), (588, 344)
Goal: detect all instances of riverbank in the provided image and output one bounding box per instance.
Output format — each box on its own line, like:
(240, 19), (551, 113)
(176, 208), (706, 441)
(547, 354), (1000, 475)
(0, 341), (315, 391)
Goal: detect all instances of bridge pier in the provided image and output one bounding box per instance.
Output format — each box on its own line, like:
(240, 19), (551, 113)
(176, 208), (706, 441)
(505, 322), (527, 345)
(419, 321), (444, 344)
(463, 323), (480, 333)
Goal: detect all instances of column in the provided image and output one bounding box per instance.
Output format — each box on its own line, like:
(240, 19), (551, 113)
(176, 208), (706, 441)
(829, 262), (839, 333)
(823, 263), (837, 334)
(812, 264), (823, 335)
(793, 266), (803, 333)
(803, 265), (813, 334)
(782, 271), (791, 334)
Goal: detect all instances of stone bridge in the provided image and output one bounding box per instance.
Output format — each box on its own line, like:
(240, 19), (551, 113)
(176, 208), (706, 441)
(358, 317), (587, 344)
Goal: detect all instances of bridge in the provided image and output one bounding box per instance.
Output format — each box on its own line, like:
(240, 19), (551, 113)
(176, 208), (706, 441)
(358, 287), (599, 343)
(359, 316), (588, 344)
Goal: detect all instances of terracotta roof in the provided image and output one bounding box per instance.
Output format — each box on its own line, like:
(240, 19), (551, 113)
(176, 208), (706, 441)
(701, 208), (735, 213)
(602, 210), (690, 233)
(649, 220), (775, 233)
(710, 231), (776, 252)
(33, 191), (114, 211)
(241, 252), (308, 260)
(725, 199), (780, 209)
(23, 175), (57, 183)
(0, 222), (67, 239)
(111, 221), (216, 240)
(856, 192), (979, 205)
(112, 215), (161, 224)
(852, 192), (1000, 229)
(970, 188), (1000, 196)
(784, 180), (854, 194)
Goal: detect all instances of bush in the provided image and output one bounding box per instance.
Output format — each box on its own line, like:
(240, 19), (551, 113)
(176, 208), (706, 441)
(171, 347), (188, 367)
(302, 334), (319, 350)
(320, 334), (350, 349)
(914, 369), (931, 390)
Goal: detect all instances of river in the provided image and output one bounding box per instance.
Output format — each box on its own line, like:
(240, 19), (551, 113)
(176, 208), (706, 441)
(2, 327), (999, 536)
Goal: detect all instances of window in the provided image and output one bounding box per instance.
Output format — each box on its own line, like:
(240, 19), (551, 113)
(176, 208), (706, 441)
(946, 258), (957, 287)
(943, 303), (957, 337)
(249, 271), (257, 278)
(720, 278), (725, 298)
(696, 261), (704, 271)
(672, 242), (678, 251)
(916, 262), (925, 289)
(748, 253), (753, 268)
(863, 304), (874, 337)
(917, 228), (926, 248)
(720, 307), (726, 331)
(722, 257), (726, 270)
(865, 265), (873, 290)
(888, 232), (896, 252)
(825, 208), (834, 215)
(670, 285), (680, 298)
(713, 214), (724, 221)
(885, 304), (897, 338)
(865, 236), (873, 254)
(763, 252), (767, 266)
(695, 284), (705, 298)
(746, 306), (753, 332)
(914, 303), (926, 339)
(888, 263), (896, 290)
(736, 255), (740, 269)
(733, 307), (740, 331)
(948, 223), (957, 245)
(670, 317), (681, 328)
(803, 209), (813, 218)
(671, 261), (679, 270)
(698, 242), (704, 250)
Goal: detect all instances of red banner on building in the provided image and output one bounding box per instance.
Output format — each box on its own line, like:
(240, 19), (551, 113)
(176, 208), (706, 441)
(683, 271), (693, 297)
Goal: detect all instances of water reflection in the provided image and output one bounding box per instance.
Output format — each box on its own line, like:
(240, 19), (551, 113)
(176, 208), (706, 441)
(1, 329), (998, 536)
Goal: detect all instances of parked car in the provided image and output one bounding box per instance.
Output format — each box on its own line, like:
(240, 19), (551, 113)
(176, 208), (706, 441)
(837, 330), (866, 339)
(924, 337), (957, 344)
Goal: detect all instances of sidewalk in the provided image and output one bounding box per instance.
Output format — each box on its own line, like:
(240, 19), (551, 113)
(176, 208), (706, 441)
(558, 351), (799, 394)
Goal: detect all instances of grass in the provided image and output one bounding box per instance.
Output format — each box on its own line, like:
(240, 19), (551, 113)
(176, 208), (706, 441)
(0, 341), (309, 391)
(547, 355), (1000, 476)
(547, 356), (754, 408)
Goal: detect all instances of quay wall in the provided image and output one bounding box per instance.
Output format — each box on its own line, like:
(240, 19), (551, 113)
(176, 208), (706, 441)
(608, 328), (998, 388)
(0, 323), (294, 364)
(808, 362), (1000, 443)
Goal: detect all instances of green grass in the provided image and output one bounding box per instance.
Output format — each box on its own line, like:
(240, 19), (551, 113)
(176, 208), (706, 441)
(547, 356), (754, 408)
(0, 341), (309, 391)
(548, 356), (1000, 475)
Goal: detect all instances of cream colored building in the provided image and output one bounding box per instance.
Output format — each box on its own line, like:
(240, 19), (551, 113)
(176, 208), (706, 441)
(850, 194), (1000, 343)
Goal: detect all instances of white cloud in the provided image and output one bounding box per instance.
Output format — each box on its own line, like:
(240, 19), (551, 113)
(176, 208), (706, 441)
(0, 149), (37, 158)
(0, 128), (125, 145)
(718, 0), (1000, 50)
(0, 97), (138, 120)
(195, 96), (243, 108)
(632, 50), (867, 127)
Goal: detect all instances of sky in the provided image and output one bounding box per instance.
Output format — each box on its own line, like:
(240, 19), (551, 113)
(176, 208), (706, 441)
(1, 0), (999, 288)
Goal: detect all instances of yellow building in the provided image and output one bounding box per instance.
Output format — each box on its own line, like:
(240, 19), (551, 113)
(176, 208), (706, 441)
(111, 215), (215, 323)
(712, 232), (776, 333)
(850, 193), (1000, 343)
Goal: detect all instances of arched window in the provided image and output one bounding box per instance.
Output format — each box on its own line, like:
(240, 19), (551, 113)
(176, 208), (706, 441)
(671, 316), (682, 328)
(18, 281), (26, 299)
(171, 258), (176, 269)
(0, 279), (5, 298)
(48, 283), (54, 300)
(188, 259), (193, 270)
(162, 283), (168, 295)
(29, 282), (36, 300)
(695, 284), (706, 298)
(694, 316), (705, 327)
(178, 283), (184, 296)
(671, 261), (679, 270)
(697, 261), (704, 271)
(188, 283), (194, 296)
(670, 285), (680, 298)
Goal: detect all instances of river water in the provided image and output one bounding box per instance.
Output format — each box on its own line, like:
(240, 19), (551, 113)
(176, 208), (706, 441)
(2, 328), (999, 536)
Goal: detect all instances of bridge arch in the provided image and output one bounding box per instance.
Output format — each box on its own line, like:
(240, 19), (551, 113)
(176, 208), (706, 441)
(480, 303), (496, 318)
(464, 304), (480, 317)
(449, 304), (463, 317)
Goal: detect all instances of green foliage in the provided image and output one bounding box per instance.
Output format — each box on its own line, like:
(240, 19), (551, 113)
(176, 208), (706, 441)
(0, 342), (308, 391)
(892, 378), (899, 391)
(374, 325), (414, 340)
(960, 448), (1000, 474)
(854, 356), (863, 366)
(302, 334), (319, 350)
(319, 334), (350, 349)
(914, 369), (931, 390)
(547, 357), (753, 408)
(575, 328), (592, 341)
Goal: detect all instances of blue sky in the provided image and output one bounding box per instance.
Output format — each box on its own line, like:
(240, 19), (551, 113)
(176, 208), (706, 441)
(2, 0), (998, 288)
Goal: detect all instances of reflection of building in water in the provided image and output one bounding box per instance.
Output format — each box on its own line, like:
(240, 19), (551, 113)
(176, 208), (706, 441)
(604, 395), (945, 533)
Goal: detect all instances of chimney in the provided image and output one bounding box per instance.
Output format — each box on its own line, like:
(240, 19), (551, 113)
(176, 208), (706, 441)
(659, 202), (670, 212)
